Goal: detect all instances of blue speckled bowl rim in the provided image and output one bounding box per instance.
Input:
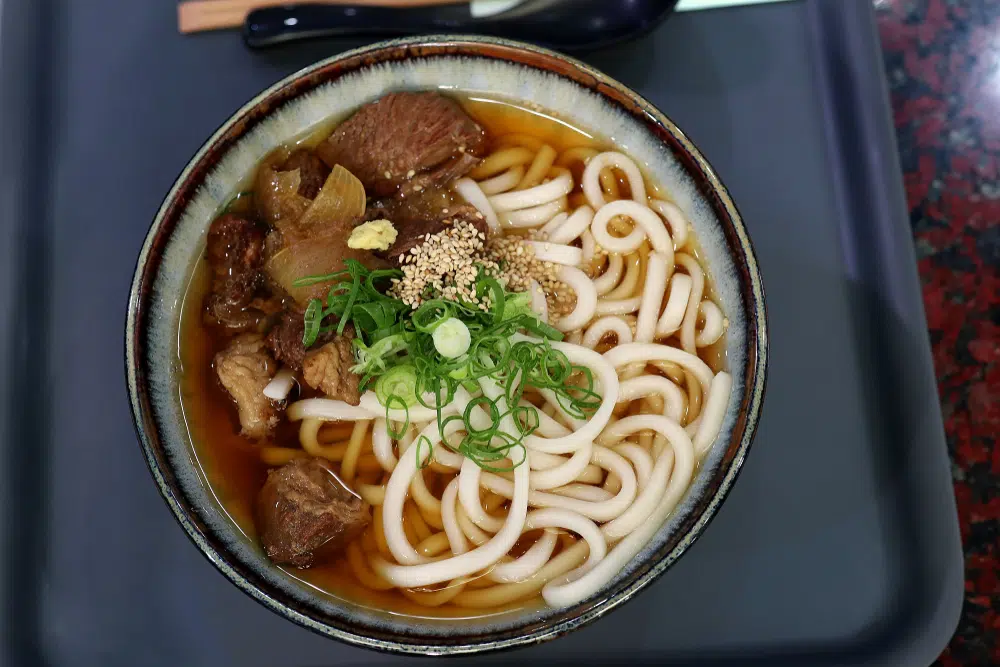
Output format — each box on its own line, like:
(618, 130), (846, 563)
(125, 35), (767, 656)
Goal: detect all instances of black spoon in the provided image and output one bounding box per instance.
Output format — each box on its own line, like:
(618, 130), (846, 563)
(243, 0), (680, 50)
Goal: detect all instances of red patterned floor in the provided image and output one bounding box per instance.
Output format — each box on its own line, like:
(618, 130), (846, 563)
(875, 1), (1000, 664)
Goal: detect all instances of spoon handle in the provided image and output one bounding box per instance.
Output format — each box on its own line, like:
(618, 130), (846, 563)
(244, 4), (475, 48)
(243, 0), (678, 51)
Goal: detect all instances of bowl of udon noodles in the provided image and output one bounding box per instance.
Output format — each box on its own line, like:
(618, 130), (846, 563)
(126, 36), (766, 655)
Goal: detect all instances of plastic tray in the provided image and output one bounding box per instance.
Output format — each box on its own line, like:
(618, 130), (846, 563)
(0, 0), (963, 665)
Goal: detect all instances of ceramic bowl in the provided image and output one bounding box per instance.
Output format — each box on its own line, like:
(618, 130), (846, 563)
(126, 35), (767, 656)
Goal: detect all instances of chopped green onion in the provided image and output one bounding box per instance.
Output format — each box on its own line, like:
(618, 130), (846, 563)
(432, 318), (471, 358)
(293, 261), (596, 472)
(375, 365), (418, 408)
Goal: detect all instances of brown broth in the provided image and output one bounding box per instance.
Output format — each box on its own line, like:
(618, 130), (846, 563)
(177, 94), (727, 618)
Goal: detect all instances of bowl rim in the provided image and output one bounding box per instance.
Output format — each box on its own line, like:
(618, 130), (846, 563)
(125, 34), (768, 656)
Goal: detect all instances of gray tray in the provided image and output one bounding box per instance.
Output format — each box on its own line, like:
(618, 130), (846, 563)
(0, 0), (964, 665)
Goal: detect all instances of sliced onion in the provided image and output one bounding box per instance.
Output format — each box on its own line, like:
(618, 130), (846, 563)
(296, 164), (366, 229)
(263, 367), (297, 401)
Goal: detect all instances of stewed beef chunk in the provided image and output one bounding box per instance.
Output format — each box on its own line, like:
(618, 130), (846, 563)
(281, 148), (331, 200)
(257, 457), (371, 568)
(303, 336), (360, 405)
(266, 309), (308, 371)
(316, 92), (485, 198)
(377, 202), (490, 266)
(214, 333), (278, 439)
(265, 308), (343, 373)
(204, 213), (268, 332)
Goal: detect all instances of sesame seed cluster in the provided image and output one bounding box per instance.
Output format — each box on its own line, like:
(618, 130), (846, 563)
(388, 221), (572, 316)
(485, 236), (574, 317)
(390, 220), (496, 309)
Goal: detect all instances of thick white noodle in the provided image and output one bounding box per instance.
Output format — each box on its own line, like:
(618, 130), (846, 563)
(500, 198), (566, 228)
(582, 151), (647, 209)
(456, 504), (490, 546)
(656, 273), (693, 337)
(372, 418), (398, 472)
(527, 509), (607, 585)
(528, 279), (549, 322)
(548, 205), (595, 244)
(489, 530), (558, 583)
(695, 300), (725, 347)
(459, 458), (505, 533)
(615, 442), (654, 491)
(526, 240), (583, 266)
(520, 404), (572, 438)
(592, 254), (625, 295)
(287, 398), (373, 422)
(676, 254), (705, 354)
(650, 199), (689, 250)
(509, 335), (620, 455)
(263, 367), (297, 401)
(539, 212), (569, 238)
(373, 378), (531, 588)
(591, 200), (673, 255)
(381, 417), (463, 565)
(581, 230), (597, 264)
(529, 441), (594, 490)
(603, 343), (713, 397)
(582, 315), (634, 349)
(453, 177), (500, 232)
(595, 295), (642, 316)
(538, 388), (586, 430)
(618, 375), (685, 423)
(490, 172), (573, 212)
(359, 392), (442, 422)
(555, 266), (598, 332)
(541, 417), (696, 608)
(478, 446), (637, 522)
(479, 165), (525, 195)
(601, 415), (693, 540)
(441, 478), (468, 556)
(692, 372), (733, 457)
(530, 450), (604, 486)
(635, 251), (669, 342)
(552, 484), (614, 502)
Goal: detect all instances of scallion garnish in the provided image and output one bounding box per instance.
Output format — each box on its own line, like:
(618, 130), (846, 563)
(293, 261), (597, 472)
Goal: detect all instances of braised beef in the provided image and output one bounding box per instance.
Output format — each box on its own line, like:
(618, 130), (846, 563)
(265, 308), (342, 373)
(374, 200), (490, 265)
(281, 148), (331, 200)
(256, 457), (371, 567)
(303, 337), (361, 405)
(214, 333), (279, 439)
(316, 92), (485, 198)
(399, 152), (481, 199)
(266, 309), (308, 371)
(204, 214), (270, 332)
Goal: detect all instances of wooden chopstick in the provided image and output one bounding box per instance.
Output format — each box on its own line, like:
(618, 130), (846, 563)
(178, 0), (467, 34)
